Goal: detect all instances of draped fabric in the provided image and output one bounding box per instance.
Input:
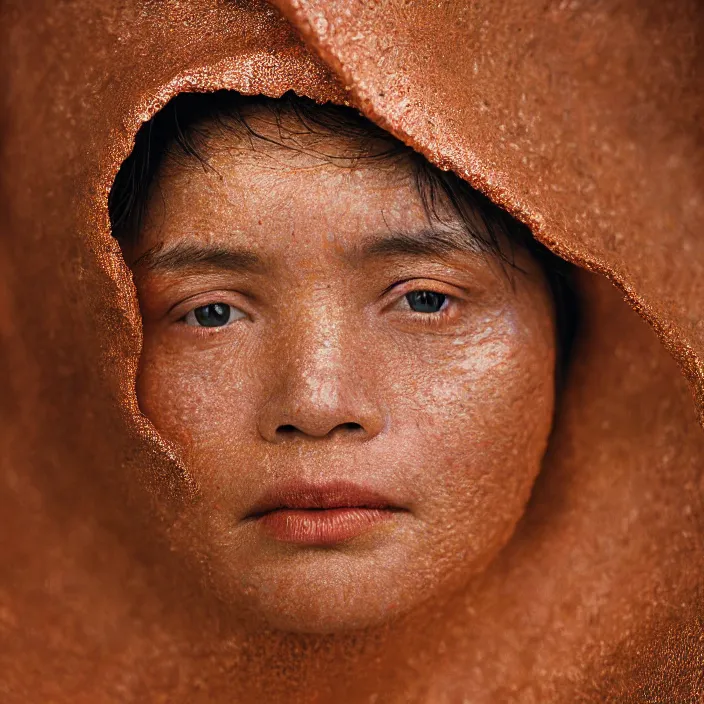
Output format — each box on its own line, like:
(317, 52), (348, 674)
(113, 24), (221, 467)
(1, 1), (702, 700)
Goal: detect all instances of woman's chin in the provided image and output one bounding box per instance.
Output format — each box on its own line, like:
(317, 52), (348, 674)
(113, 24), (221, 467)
(200, 545), (425, 635)
(247, 599), (406, 635)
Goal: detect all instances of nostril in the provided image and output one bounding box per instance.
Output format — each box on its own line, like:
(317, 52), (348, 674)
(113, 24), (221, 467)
(339, 422), (363, 432)
(274, 421), (365, 437)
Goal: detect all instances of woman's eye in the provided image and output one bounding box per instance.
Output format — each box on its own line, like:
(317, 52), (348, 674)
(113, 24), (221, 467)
(183, 303), (244, 328)
(405, 290), (448, 313)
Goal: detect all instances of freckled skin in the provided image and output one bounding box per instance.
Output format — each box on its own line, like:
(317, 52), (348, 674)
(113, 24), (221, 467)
(125, 107), (557, 634)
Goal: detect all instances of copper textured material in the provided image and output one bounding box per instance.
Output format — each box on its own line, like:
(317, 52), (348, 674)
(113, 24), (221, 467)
(2, 0), (703, 701)
(275, 0), (704, 419)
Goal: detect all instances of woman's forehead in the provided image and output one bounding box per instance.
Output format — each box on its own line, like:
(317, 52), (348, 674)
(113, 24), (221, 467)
(144, 153), (430, 251)
(149, 111), (424, 240)
(133, 100), (511, 272)
(132, 149), (530, 289)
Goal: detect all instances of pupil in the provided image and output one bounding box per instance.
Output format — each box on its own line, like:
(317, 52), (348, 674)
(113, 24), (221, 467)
(194, 303), (230, 327)
(406, 291), (446, 313)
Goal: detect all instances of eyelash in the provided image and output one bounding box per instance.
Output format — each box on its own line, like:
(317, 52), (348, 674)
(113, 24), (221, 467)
(174, 282), (462, 333)
(180, 304), (245, 328)
(171, 291), (249, 335)
(388, 280), (462, 329)
(400, 293), (451, 325)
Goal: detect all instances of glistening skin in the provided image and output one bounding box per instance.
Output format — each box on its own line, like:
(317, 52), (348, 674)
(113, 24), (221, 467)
(112, 94), (558, 634)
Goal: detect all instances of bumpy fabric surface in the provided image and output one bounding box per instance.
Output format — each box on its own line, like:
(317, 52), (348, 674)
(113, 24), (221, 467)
(1, 0), (702, 701)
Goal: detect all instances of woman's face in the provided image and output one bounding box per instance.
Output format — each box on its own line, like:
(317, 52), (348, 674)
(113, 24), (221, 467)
(125, 107), (557, 634)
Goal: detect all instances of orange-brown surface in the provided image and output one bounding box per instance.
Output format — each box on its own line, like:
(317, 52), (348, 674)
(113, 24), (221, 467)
(1, 1), (702, 701)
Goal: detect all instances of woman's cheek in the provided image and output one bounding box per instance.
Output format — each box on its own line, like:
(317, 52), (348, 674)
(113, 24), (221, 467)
(136, 335), (246, 455)
(411, 313), (554, 513)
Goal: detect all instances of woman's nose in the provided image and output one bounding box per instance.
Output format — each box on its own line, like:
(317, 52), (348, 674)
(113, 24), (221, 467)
(257, 322), (386, 444)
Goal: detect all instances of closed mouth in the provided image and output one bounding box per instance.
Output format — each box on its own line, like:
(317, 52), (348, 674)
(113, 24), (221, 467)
(244, 479), (406, 520)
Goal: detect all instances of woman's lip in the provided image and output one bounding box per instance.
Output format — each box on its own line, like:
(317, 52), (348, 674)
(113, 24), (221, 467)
(244, 480), (406, 545)
(252, 507), (399, 545)
(244, 480), (403, 518)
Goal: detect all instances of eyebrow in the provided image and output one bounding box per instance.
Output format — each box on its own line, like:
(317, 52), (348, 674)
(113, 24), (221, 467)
(131, 241), (267, 275)
(131, 227), (487, 276)
(354, 227), (485, 262)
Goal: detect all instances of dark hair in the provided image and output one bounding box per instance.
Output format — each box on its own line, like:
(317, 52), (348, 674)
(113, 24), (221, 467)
(109, 90), (579, 389)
